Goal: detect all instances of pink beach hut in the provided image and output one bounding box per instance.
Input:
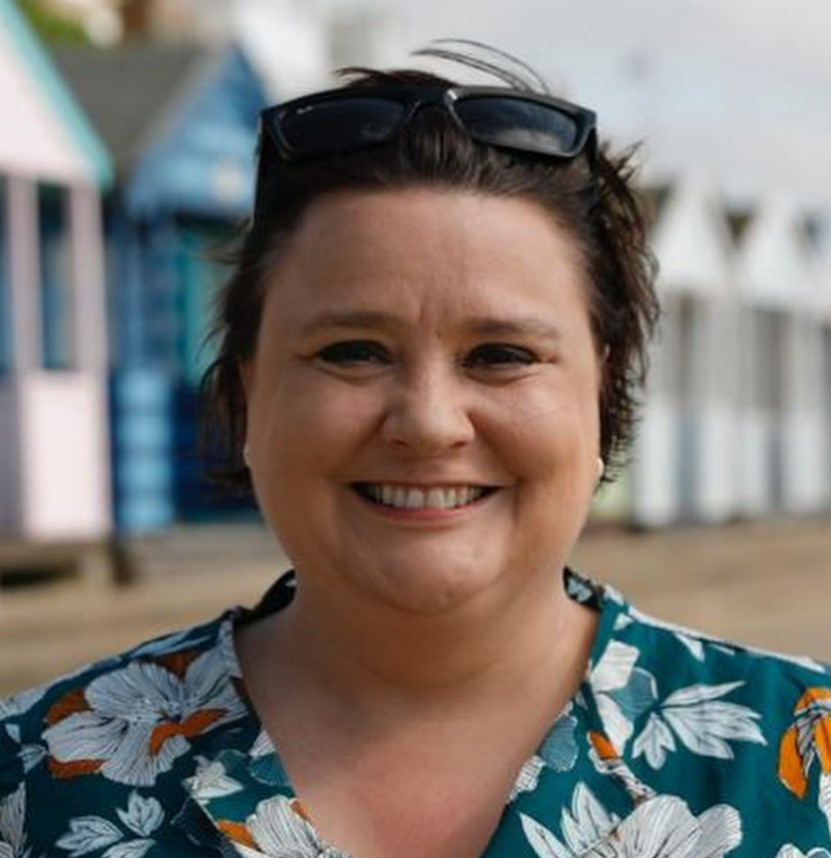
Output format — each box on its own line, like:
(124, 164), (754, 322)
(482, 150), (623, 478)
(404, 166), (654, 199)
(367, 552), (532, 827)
(0, 0), (113, 550)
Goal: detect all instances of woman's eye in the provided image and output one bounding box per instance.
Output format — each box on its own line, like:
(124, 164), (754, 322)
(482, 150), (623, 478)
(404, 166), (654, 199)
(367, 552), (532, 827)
(316, 341), (391, 366)
(464, 343), (538, 369)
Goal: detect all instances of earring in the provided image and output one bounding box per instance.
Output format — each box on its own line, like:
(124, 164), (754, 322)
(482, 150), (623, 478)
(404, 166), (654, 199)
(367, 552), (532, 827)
(243, 445), (252, 468)
(596, 457), (605, 484)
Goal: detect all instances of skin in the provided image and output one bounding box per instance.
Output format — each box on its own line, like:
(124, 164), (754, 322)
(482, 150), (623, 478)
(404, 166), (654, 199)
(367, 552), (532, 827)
(236, 187), (603, 857)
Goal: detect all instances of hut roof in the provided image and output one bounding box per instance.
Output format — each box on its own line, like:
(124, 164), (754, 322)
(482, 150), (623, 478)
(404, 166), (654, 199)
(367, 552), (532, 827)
(0, 0), (111, 185)
(649, 176), (733, 297)
(734, 198), (820, 311)
(50, 42), (207, 173)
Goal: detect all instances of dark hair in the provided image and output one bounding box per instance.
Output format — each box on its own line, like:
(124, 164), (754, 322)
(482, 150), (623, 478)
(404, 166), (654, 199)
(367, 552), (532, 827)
(200, 46), (659, 491)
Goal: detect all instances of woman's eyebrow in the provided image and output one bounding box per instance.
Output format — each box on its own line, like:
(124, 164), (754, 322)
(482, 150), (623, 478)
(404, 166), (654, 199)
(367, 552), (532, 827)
(299, 310), (402, 335)
(299, 311), (563, 340)
(466, 316), (563, 340)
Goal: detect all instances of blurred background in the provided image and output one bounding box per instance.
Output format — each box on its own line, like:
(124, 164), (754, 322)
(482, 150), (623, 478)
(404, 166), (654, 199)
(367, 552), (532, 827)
(0, 0), (829, 695)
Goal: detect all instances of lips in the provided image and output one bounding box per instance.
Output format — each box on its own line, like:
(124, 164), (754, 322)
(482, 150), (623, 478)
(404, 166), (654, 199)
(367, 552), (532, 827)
(352, 483), (497, 510)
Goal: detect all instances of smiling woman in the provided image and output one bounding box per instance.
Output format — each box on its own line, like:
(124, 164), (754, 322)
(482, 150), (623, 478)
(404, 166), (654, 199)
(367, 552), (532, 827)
(240, 189), (603, 619)
(2, 43), (831, 858)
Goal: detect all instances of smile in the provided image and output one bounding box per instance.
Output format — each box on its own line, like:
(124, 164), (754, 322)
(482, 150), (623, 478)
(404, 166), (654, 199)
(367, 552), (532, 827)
(352, 483), (497, 510)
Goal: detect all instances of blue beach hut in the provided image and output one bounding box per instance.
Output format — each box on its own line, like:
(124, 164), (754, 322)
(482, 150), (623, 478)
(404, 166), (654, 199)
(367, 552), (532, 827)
(52, 42), (268, 532)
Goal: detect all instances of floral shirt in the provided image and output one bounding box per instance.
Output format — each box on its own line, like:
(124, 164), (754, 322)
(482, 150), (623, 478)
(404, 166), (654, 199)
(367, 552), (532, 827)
(2, 569), (831, 858)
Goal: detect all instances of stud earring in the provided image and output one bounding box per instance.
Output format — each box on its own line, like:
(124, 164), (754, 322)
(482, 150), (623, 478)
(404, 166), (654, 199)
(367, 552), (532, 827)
(596, 457), (605, 484)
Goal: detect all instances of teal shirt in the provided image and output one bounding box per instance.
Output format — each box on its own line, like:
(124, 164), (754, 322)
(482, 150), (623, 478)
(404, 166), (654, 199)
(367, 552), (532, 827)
(2, 570), (830, 857)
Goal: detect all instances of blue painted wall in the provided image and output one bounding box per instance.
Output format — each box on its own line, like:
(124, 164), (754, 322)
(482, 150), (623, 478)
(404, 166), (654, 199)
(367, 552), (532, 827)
(109, 45), (267, 532)
(125, 46), (265, 221)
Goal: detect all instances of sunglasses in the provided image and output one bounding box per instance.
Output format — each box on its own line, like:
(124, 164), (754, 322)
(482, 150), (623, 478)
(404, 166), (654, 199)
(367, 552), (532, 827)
(253, 84), (597, 218)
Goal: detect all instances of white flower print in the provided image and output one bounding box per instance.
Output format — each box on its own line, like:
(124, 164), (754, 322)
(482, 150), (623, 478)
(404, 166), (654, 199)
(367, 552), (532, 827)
(774, 848), (831, 858)
(509, 755), (545, 802)
(117, 793), (164, 838)
(590, 642), (643, 751)
(2, 723), (46, 777)
(184, 756), (243, 804)
(590, 642), (658, 755)
(521, 782), (619, 857)
(56, 793), (163, 858)
(632, 681), (766, 770)
(521, 783), (741, 858)
(589, 796), (741, 858)
(56, 817), (122, 857)
(820, 773), (831, 840)
(540, 703), (580, 772)
(224, 795), (350, 858)
(250, 729), (275, 760)
(0, 688), (46, 724)
(43, 649), (246, 786)
(0, 785), (28, 858)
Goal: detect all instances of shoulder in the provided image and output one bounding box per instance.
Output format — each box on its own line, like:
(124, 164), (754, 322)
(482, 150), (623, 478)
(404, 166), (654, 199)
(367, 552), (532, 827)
(606, 591), (830, 704)
(0, 610), (251, 850)
(589, 585), (831, 848)
(1, 610), (239, 745)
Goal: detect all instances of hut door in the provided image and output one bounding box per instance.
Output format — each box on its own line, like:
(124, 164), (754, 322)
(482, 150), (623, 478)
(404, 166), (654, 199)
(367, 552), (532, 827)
(676, 295), (699, 521)
(754, 309), (786, 510)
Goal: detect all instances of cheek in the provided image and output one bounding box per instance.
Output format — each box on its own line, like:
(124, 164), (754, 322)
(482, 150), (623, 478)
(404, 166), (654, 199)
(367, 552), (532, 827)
(248, 372), (381, 478)
(488, 376), (600, 476)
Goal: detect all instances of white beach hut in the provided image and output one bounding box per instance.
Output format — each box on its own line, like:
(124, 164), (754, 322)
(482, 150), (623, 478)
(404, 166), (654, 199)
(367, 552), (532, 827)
(733, 198), (830, 516)
(0, 0), (113, 545)
(632, 176), (736, 526)
(822, 240), (831, 512)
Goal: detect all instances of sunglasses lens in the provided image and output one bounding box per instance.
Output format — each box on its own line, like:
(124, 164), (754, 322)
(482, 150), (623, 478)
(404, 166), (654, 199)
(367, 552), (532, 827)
(279, 97), (407, 156)
(454, 96), (583, 157)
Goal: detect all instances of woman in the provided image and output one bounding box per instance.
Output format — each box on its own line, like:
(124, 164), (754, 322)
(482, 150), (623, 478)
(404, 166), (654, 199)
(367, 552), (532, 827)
(2, 47), (830, 858)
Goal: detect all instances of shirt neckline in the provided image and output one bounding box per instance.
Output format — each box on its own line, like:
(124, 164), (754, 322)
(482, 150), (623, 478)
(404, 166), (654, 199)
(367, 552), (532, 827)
(208, 567), (626, 855)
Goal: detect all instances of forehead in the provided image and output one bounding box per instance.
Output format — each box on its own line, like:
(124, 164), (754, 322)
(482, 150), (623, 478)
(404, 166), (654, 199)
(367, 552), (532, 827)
(262, 188), (590, 329)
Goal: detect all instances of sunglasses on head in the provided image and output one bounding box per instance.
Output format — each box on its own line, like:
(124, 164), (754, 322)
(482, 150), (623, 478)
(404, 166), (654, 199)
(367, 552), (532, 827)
(252, 84), (597, 220)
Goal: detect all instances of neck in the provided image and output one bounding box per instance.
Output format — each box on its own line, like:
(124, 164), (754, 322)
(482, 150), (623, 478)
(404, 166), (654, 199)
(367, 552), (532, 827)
(254, 566), (597, 723)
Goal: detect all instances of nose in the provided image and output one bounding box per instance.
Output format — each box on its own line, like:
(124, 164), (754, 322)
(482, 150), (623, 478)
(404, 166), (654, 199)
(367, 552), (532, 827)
(381, 363), (476, 455)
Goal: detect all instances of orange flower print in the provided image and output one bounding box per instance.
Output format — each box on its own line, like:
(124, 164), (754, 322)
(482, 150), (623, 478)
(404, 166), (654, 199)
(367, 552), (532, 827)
(778, 687), (831, 837)
(42, 649), (246, 787)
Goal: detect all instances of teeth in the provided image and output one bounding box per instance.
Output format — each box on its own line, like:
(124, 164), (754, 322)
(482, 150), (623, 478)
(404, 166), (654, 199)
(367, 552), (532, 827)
(406, 488), (424, 509)
(361, 484), (488, 510)
(426, 488), (444, 507)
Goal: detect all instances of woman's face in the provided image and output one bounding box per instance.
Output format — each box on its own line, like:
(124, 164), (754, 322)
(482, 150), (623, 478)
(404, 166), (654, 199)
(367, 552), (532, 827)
(243, 188), (602, 615)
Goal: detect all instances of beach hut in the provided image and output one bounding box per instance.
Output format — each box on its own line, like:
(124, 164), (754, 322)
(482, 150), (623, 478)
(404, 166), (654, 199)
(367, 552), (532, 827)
(52, 42), (269, 531)
(0, 0), (112, 549)
(734, 198), (830, 516)
(631, 176), (736, 526)
(52, 0), (329, 533)
(816, 226), (831, 513)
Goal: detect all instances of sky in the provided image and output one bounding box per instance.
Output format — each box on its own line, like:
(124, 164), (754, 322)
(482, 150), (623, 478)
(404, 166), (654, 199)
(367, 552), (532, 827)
(314, 0), (831, 209)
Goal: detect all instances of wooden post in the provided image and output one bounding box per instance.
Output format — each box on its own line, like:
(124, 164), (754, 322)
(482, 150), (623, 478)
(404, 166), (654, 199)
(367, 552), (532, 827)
(6, 175), (41, 373)
(68, 185), (108, 372)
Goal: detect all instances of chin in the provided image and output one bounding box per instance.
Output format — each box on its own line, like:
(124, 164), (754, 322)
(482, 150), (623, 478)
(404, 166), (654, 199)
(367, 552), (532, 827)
(354, 555), (507, 616)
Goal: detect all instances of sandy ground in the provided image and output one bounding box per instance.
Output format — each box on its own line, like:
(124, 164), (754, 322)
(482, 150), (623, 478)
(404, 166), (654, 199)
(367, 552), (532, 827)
(1, 516), (829, 697)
